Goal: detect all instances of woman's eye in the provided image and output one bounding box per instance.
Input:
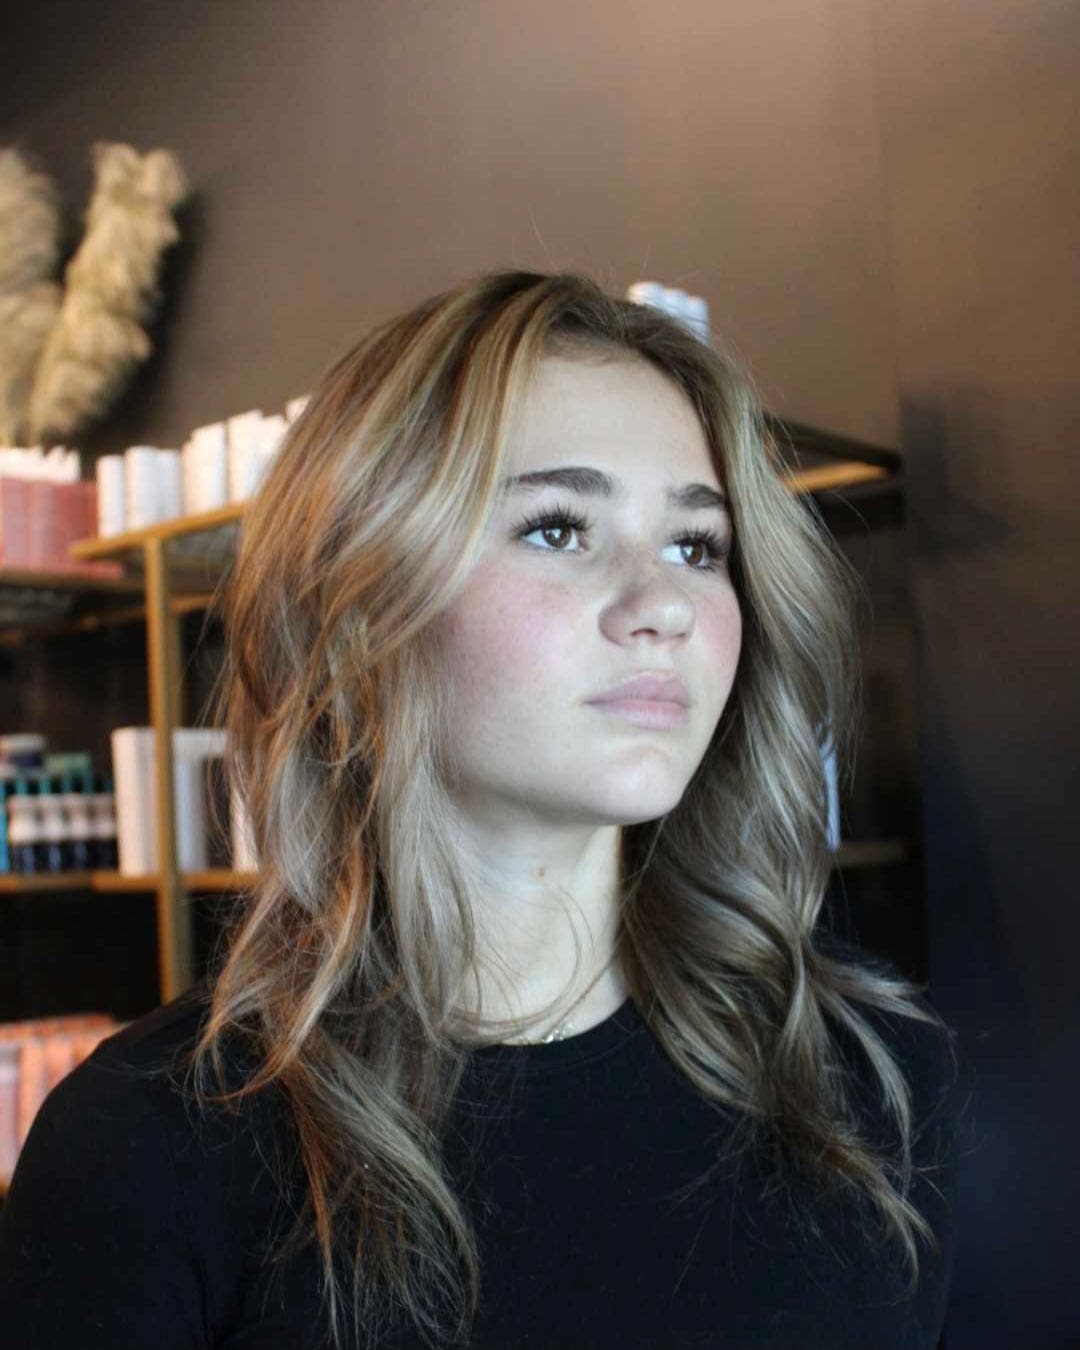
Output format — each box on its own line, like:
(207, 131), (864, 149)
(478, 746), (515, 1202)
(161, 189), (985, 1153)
(514, 507), (730, 573)
(520, 518), (585, 551)
(513, 506), (589, 553)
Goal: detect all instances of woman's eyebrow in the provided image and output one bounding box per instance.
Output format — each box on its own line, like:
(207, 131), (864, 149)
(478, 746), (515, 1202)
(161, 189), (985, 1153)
(499, 465), (728, 514)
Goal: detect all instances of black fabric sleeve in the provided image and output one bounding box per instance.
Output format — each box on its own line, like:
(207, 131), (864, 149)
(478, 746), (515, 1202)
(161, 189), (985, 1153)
(902, 1004), (966, 1350)
(812, 932), (969, 1348)
(845, 991), (970, 1350)
(0, 1054), (208, 1349)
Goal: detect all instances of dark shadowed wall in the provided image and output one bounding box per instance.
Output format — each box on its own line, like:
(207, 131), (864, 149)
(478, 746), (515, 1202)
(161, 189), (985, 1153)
(2, 2), (1077, 1345)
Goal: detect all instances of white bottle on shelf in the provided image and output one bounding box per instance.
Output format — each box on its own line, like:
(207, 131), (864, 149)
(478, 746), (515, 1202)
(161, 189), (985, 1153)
(182, 423), (229, 516)
(95, 456), (126, 537)
(227, 411), (265, 504)
(156, 450), (183, 522)
(124, 447), (164, 531)
(683, 294), (711, 343)
(626, 280), (667, 310)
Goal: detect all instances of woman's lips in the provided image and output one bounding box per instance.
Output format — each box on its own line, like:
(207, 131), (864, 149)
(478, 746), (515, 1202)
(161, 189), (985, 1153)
(587, 697), (689, 727)
(588, 672), (690, 706)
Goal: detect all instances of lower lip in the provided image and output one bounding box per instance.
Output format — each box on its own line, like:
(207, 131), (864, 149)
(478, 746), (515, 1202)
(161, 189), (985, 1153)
(588, 698), (689, 727)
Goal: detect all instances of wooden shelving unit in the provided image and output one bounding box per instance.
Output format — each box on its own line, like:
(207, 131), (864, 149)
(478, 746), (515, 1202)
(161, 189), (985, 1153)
(60, 507), (244, 1002)
(1, 417), (911, 1006)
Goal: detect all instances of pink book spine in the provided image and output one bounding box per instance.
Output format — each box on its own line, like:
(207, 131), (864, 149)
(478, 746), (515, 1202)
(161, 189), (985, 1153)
(76, 480), (95, 568)
(43, 1034), (77, 1092)
(27, 481), (49, 569)
(0, 477), (32, 567)
(0, 1015), (110, 1042)
(51, 481), (76, 570)
(0, 1020), (125, 1178)
(0, 1043), (19, 1182)
(77, 479), (123, 578)
(0, 1013), (117, 1041)
(16, 1036), (50, 1149)
(73, 1025), (121, 1061)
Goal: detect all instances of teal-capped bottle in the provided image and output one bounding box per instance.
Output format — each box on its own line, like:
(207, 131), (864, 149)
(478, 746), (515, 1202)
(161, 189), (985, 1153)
(0, 777), (13, 874)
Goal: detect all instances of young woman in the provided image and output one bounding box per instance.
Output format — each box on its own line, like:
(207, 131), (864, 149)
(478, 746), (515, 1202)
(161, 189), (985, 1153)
(0, 269), (964, 1349)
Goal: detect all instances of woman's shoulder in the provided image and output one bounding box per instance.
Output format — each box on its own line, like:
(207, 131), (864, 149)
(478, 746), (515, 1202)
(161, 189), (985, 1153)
(33, 979), (235, 1142)
(1, 982), (294, 1346)
(8, 977), (292, 1233)
(10, 982), (208, 1160)
(55, 977), (276, 1112)
(73, 979), (212, 1087)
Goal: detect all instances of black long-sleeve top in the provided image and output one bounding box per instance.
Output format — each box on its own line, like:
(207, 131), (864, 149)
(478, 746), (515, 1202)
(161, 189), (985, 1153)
(0, 968), (964, 1348)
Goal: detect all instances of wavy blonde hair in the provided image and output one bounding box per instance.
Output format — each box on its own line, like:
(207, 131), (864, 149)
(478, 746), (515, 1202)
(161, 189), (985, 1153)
(183, 268), (950, 1349)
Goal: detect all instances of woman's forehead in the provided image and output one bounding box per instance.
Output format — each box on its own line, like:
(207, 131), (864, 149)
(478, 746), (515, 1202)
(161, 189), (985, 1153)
(508, 355), (718, 483)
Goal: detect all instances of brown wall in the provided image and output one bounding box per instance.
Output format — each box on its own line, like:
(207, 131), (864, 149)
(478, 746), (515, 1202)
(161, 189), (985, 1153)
(3, 2), (1077, 1343)
(873, 5), (1080, 1345)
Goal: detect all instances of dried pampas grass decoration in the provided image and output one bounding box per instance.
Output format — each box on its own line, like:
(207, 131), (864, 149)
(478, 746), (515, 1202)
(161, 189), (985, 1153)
(21, 141), (188, 444)
(0, 148), (63, 443)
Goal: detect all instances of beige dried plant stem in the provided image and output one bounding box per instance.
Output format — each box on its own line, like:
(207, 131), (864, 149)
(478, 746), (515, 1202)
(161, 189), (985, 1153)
(24, 141), (188, 444)
(0, 147), (63, 444)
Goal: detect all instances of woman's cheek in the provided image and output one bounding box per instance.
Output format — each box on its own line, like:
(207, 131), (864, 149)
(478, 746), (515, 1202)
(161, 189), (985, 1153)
(442, 565), (570, 703)
(698, 586), (742, 658)
(487, 576), (580, 691)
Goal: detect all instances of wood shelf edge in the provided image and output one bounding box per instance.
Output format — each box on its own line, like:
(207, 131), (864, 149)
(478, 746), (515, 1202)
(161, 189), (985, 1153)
(0, 870), (260, 894)
(69, 502), (247, 561)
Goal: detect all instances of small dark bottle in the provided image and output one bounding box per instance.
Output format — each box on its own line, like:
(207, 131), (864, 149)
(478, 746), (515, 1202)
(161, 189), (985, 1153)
(9, 777), (42, 874)
(38, 774), (67, 873)
(64, 771), (96, 871)
(92, 772), (119, 870)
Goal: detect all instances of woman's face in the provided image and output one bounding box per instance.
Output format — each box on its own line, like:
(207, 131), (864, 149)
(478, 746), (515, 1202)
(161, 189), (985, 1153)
(435, 353), (742, 834)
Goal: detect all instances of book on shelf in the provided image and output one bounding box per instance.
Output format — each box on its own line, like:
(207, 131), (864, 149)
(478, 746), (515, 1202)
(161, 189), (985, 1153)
(0, 476), (122, 577)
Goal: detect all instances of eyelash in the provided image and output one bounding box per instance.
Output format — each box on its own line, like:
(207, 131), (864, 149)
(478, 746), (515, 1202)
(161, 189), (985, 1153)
(512, 502), (732, 573)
